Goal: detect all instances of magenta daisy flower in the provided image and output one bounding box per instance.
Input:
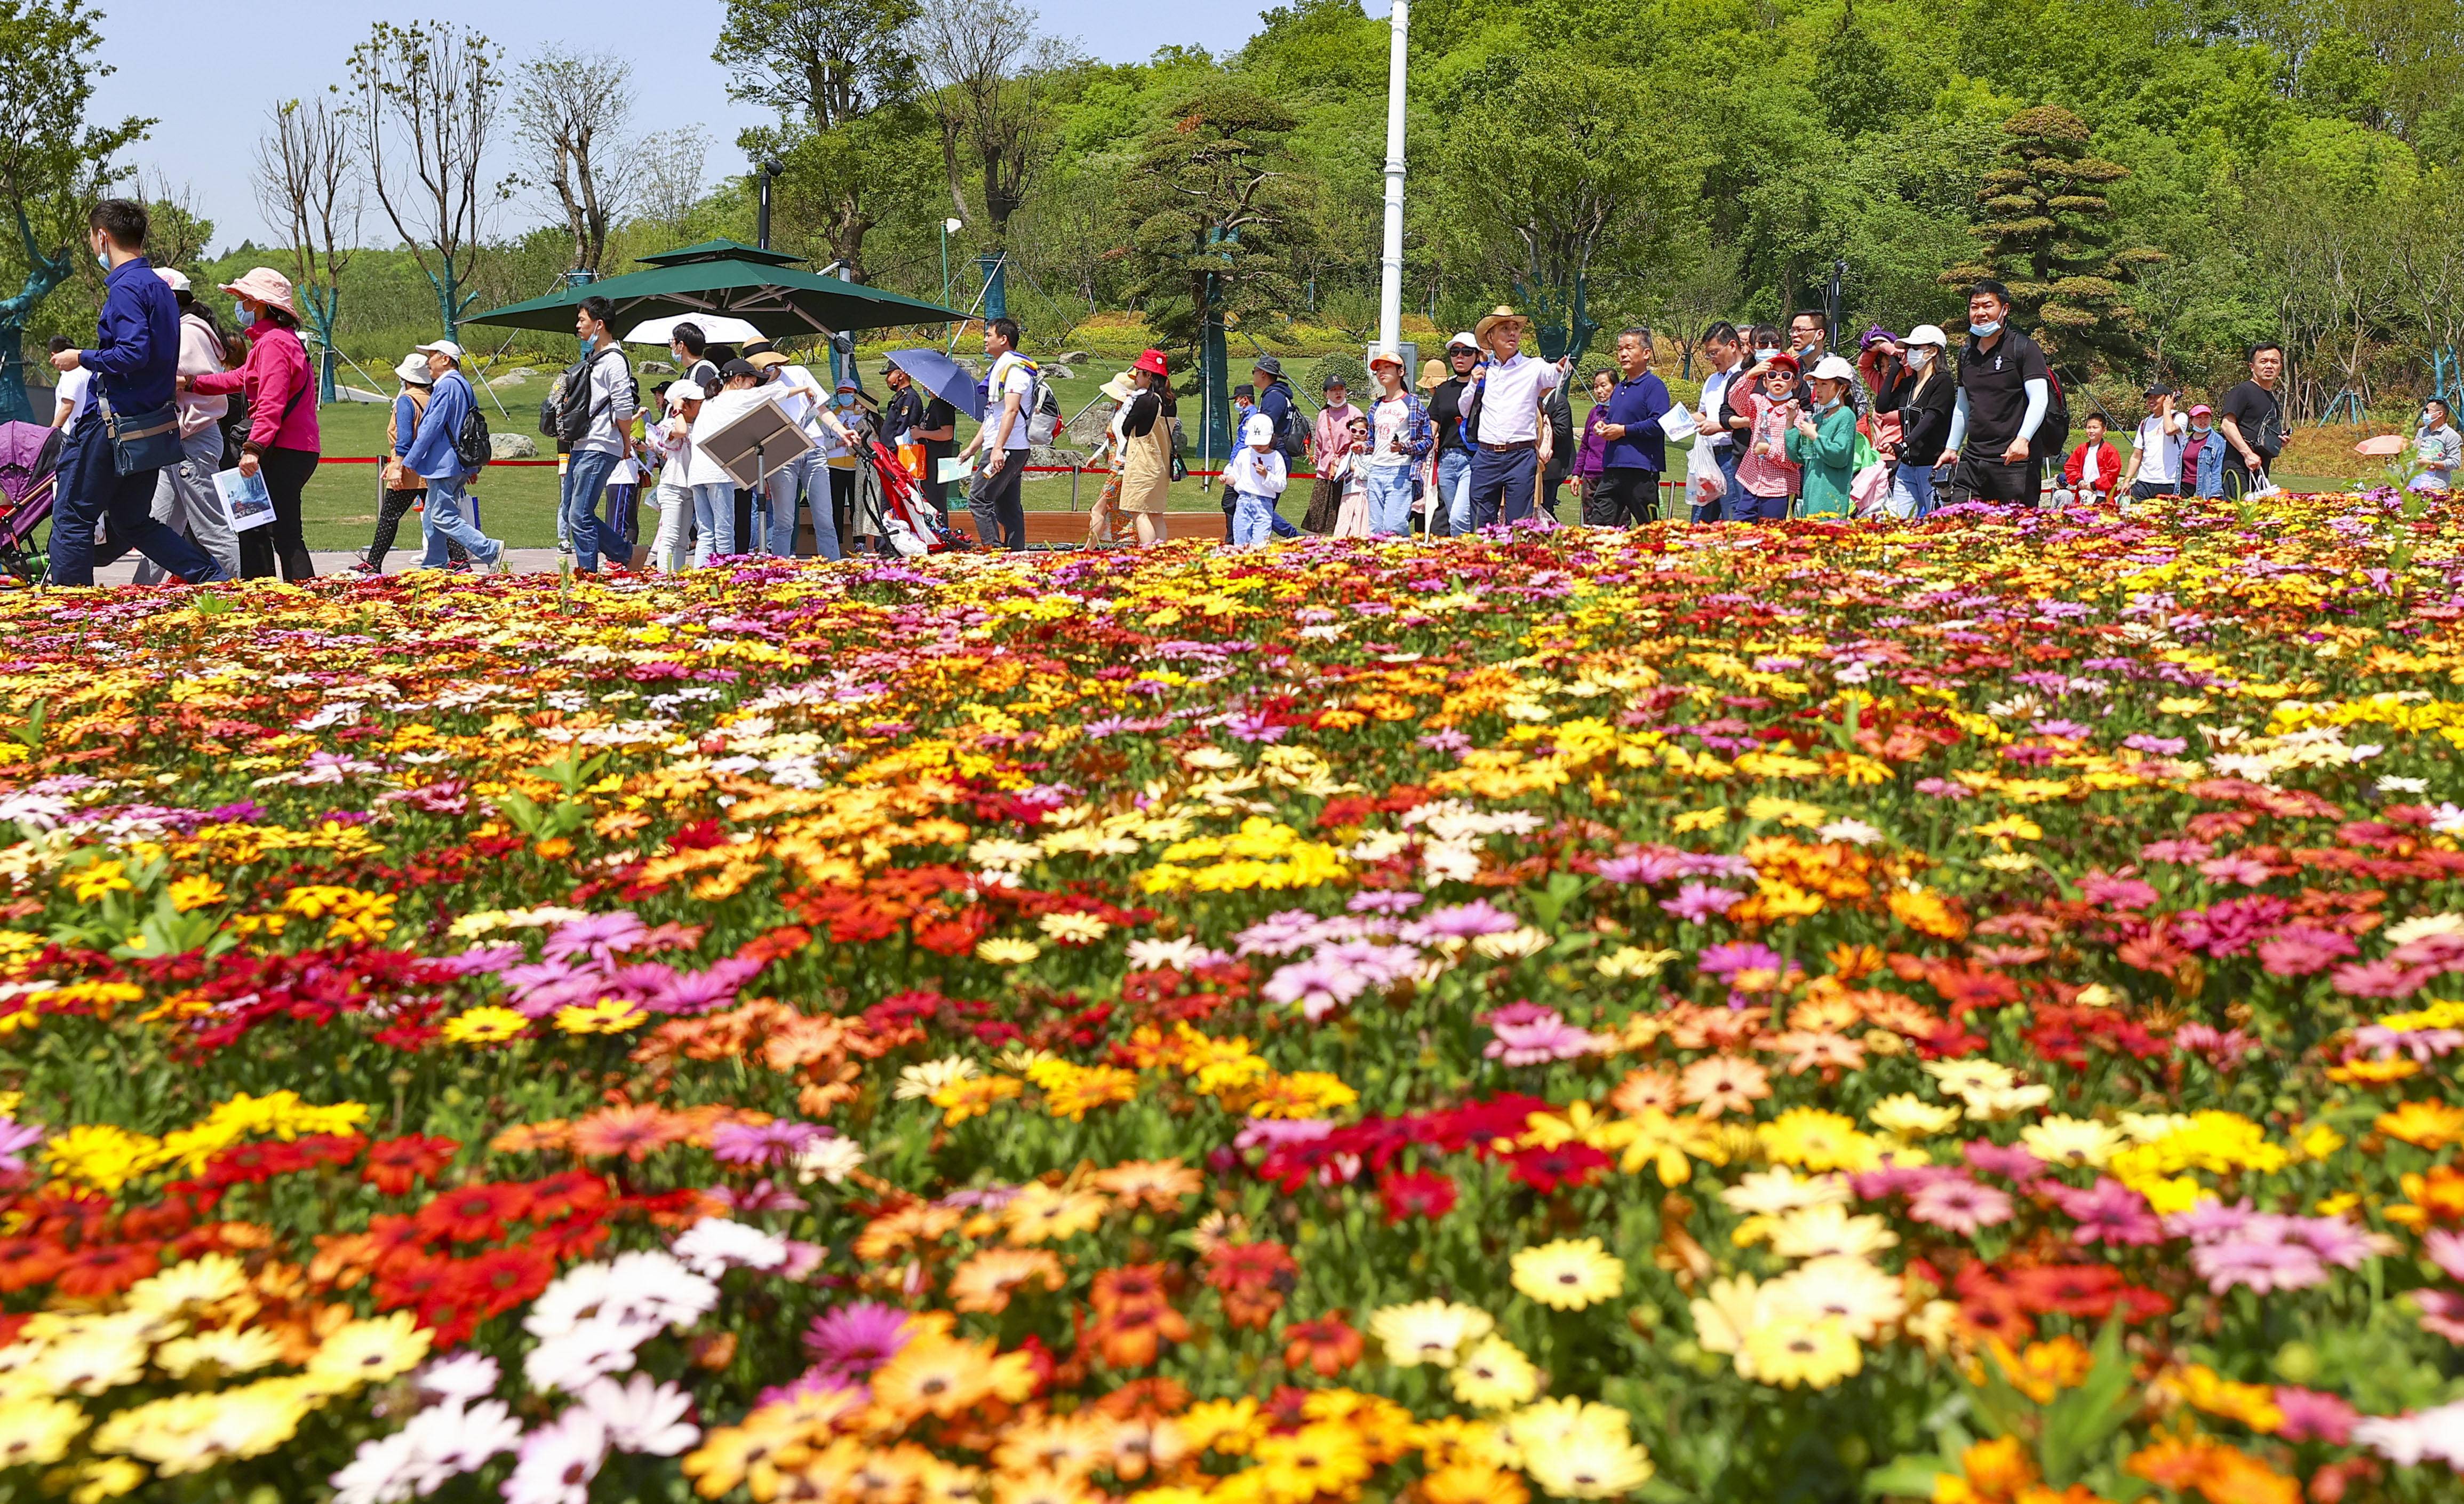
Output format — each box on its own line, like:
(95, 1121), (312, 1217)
(802, 1302), (912, 1377)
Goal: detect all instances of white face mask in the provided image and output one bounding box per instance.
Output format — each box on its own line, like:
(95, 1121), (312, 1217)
(1905, 348), (1932, 367)
(1969, 320), (2002, 338)
(234, 305), (257, 330)
(1754, 347), (1780, 362)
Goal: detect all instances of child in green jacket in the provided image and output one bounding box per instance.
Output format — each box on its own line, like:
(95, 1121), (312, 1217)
(1787, 355), (1861, 518)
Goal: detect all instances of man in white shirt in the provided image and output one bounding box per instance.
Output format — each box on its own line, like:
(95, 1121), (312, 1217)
(955, 315), (1034, 550)
(1461, 305), (1561, 528)
(746, 347), (847, 560)
(1694, 321), (1746, 522)
(47, 337), (91, 430)
(562, 295), (639, 574)
(2122, 382), (2189, 504)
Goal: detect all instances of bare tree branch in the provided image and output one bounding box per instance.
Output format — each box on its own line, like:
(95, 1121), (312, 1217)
(348, 20), (503, 336)
(511, 46), (636, 275)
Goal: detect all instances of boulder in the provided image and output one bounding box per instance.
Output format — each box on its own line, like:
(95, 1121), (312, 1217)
(1026, 444), (1090, 474)
(639, 360), (675, 375)
(488, 367), (533, 388)
(1058, 350), (1091, 364)
(1067, 403), (1118, 449)
(1043, 364), (1075, 381)
(491, 432), (540, 460)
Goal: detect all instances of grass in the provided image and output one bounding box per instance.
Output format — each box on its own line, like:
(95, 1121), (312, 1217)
(275, 369), (2397, 553)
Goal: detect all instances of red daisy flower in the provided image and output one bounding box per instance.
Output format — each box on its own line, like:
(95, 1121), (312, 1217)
(1376, 1171), (1458, 1224)
(363, 1136), (459, 1197)
(1503, 1142), (1610, 1195)
(518, 1169), (611, 1222)
(447, 1246), (556, 1319)
(54, 1240), (164, 1299)
(374, 1252), (455, 1312)
(412, 1182), (531, 1245)
(530, 1213), (609, 1262)
(0, 1238), (66, 1294)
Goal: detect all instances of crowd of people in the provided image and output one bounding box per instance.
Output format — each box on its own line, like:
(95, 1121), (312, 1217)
(35, 194), (2459, 584)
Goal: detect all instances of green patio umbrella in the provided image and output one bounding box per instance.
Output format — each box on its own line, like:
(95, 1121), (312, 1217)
(461, 240), (966, 337)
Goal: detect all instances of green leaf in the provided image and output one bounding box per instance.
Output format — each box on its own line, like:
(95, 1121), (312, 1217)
(1862, 1453), (1957, 1497)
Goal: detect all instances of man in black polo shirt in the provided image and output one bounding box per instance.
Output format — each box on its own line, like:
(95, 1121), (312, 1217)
(1423, 331), (1480, 536)
(2217, 343), (2286, 499)
(1941, 280), (2052, 506)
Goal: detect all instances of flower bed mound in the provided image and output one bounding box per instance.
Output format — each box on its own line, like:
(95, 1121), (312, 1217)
(0, 494), (2458, 1503)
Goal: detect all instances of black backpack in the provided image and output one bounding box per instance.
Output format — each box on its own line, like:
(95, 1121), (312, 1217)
(1266, 380), (1305, 465)
(550, 346), (633, 446)
(2034, 367), (2071, 466)
(452, 378), (493, 472)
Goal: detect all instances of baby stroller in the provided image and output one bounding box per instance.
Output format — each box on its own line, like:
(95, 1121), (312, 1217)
(0, 421), (65, 583)
(862, 437), (969, 556)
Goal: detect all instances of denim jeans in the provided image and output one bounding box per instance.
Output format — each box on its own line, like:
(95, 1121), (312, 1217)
(1704, 443), (1741, 523)
(1231, 491), (1280, 546)
(1467, 446), (1538, 529)
(1365, 464), (1415, 536)
(420, 475), (501, 569)
(762, 449), (841, 559)
(691, 482), (737, 566)
(562, 447), (620, 571)
(1439, 448), (1472, 533)
(1891, 463), (1938, 520)
(47, 409), (222, 586)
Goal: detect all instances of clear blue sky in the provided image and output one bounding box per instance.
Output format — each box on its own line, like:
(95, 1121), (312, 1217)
(89, 1), (1282, 252)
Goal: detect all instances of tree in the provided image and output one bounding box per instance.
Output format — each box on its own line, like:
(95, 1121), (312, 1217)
(133, 169), (211, 272)
(0, 0), (149, 422)
(349, 20), (504, 339)
(714, 0), (919, 130)
(716, 0), (923, 283)
(511, 47), (635, 277)
(252, 96), (359, 400)
(634, 127), (710, 241)
(1438, 56), (1701, 364)
(1115, 84), (1314, 450)
(912, 0), (1076, 260)
(1943, 106), (2162, 377)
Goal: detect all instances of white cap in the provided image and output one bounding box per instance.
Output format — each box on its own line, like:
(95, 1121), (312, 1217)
(154, 267), (191, 293)
(668, 380), (706, 403)
(1905, 324), (1949, 348)
(1446, 331), (1480, 351)
(413, 339), (464, 363)
(1241, 412), (1275, 447)
(1811, 354), (1857, 383)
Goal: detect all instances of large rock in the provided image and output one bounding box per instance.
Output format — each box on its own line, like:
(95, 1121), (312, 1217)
(1043, 364), (1075, 382)
(1026, 444), (1091, 474)
(488, 368), (534, 388)
(1058, 350), (1090, 364)
(1067, 402), (1119, 450)
(491, 432), (540, 460)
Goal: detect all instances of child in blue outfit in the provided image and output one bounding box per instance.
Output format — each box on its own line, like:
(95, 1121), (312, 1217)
(1224, 413), (1288, 546)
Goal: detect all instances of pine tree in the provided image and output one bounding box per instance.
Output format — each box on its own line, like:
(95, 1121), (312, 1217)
(1943, 106), (2162, 376)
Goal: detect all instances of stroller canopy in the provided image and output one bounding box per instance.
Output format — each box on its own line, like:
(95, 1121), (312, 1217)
(0, 423), (63, 508)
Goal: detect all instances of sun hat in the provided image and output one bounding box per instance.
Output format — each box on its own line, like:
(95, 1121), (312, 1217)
(740, 340), (777, 358)
(394, 353), (433, 385)
(1099, 372), (1135, 404)
(1446, 331), (1480, 352)
(1416, 359), (1446, 391)
(668, 381), (706, 404)
(413, 339), (464, 364)
(746, 351), (790, 371)
(1367, 347), (1405, 372)
(1250, 354), (1284, 378)
(1473, 305), (1525, 343)
(219, 267), (300, 319)
(155, 267), (191, 293)
(1133, 349), (1169, 378)
(1241, 412), (1275, 446)
(1811, 354), (1857, 383)
(1904, 324), (1949, 348)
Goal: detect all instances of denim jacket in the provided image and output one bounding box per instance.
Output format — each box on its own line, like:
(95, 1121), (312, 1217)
(2190, 429), (2226, 498)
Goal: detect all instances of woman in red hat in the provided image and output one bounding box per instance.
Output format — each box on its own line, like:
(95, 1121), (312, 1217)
(1113, 349), (1176, 546)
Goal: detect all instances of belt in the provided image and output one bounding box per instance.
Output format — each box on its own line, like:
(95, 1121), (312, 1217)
(1478, 439), (1537, 452)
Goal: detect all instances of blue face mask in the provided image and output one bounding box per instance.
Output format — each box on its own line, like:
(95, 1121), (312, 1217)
(1969, 320), (2001, 338)
(234, 305), (257, 330)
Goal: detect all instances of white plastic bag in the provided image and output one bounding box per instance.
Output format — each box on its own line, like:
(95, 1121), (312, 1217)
(1683, 437), (1725, 523)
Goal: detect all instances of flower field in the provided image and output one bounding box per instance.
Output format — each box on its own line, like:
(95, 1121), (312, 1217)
(1, 495), (2462, 1504)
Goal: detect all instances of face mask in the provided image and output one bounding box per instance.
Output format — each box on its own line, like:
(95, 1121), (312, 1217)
(1969, 320), (2001, 338)
(234, 305), (257, 330)
(1905, 348), (1931, 367)
(1754, 347), (1780, 362)
(2192, 422), (2212, 435)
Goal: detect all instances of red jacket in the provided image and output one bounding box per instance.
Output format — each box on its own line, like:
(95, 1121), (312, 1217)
(189, 320), (319, 457)
(2062, 440), (2119, 490)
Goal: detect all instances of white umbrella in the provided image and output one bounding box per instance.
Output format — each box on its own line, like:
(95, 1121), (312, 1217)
(622, 313), (767, 347)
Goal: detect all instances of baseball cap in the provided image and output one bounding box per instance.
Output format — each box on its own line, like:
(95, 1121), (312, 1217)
(668, 380), (706, 403)
(413, 339), (463, 363)
(719, 358), (760, 383)
(1446, 331), (1479, 352)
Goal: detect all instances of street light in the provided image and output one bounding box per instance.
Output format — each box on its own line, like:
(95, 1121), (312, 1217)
(940, 218), (964, 309)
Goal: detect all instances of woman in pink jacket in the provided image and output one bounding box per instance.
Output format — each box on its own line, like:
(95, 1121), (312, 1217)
(183, 267), (320, 579)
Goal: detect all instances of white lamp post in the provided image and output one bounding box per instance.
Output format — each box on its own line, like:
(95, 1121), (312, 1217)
(940, 218), (964, 309)
(1376, 0), (1409, 355)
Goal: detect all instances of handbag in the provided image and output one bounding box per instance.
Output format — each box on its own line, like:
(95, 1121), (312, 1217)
(103, 397), (182, 476)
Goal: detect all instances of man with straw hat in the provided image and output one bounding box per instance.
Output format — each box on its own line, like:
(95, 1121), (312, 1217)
(1458, 306), (1561, 530)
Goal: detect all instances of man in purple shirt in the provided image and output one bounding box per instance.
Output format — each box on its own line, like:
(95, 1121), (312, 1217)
(46, 200), (225, 586)
(1590, 326), (1671, 526)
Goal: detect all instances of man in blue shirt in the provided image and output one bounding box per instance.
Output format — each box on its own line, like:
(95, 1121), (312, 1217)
(1591, 325), (1671, 526)
(46, 200), (225, 586)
